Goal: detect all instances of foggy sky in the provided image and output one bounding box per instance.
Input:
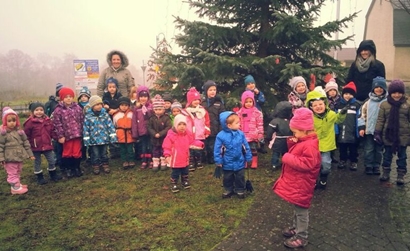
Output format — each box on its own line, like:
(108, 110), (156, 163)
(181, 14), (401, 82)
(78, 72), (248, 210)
(0, 0), (370, 84)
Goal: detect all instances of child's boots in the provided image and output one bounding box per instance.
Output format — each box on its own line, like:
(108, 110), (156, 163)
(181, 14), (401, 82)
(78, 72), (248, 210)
(152, 158), (160, 172)
(251, 155), (258, 169)
(188, 156), (196, 172)
(379, 167), (390, 182)
(316, 173), (328, 189)
(182, 175), (190, 189)
(49, 170), (62, 181)
(11, 183), (28, 195)
(36, 172), (48, 185)
(160, 157), (167, 171)
(397, 169), (406, 185)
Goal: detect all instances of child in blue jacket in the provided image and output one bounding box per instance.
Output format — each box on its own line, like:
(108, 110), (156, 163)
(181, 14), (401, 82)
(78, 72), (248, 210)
(214, 111), (252, 199)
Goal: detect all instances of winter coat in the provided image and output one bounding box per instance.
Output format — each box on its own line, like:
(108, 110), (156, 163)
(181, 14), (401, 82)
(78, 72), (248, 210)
(346, 40), (386, 102)
(83, 108), (117, 147)
(306, 91), (346, 152)
(0, 129), (33, 162)
(201, 94), (225, 137)
(183, 106), (211, 140)
(214, 111), (252, 171)
(113, 109), (134, 144)
(162, 128), (194, 168)
(131, 86), (153, 139)
(102, 91), (122, 110)
(245, 87), (265, 111)
(327, 95), (341, 112)
(358, 92), (387, 135)
(288, 92), (307, 111)
(237, 92), (264, 142)
(52, 102), (84, 141)
(44, 96), (59, 117)
(375, 99), (410, 146)
(97, 50), (135, 97)
(23, 115), (54, 152)
(148, 113), (172, 147)
(266, 101), (293, 153)
(273, 133), (321, 209)
(336, 98), (362, 143)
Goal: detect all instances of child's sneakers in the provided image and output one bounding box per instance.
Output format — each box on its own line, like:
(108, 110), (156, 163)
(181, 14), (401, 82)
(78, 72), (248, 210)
(237, 192), (245, 199)
(11, 184), (28, 195)
(222, 191), (234, 199)
(282, 227), (296, 238)
(92, 165), (100, 175)
(102, 164), (110, 174)
(128, 162), (135, 168)
(171, 185), (179, 193)
(338, 161), (346, 169)
(283, 236), (308, 248)
(349, 162), (358, 171)
(122, 162), (129, 170)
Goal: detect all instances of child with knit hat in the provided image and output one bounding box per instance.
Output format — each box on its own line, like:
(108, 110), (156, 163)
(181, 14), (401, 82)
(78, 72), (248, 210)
(148, 94), (172, 171)
(24, 102), (62, 184)
(163, 114), (202, 193)
(201, 80), (225, 164)
(375, 79), (410, 185)
(131, 85), (153, 169)
(244, 75), (265, 111)
(183, 87), (210, 171)
(170, 101), (182, 124)
(358, 77), (388, 175)
(77, 86), (92, 163)
(288, 76), (309, 111)
(306, 91), (347, 189)
(236, 90), (264, 168)
(83, 95), (117, 174)
(162, 92), (173, 115)
(44, 83), (64, 117)
(103, 77), (123, 116)
(272, 108), (321, 248)
(324, 78), (341, 111)
(0, 107), (35, 195)
(335, 82), (362, 171)
(113, 97), (135, 169)
(52, 87), (84, 178)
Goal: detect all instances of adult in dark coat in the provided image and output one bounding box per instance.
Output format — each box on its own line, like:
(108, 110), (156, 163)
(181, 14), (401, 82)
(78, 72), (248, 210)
(346, 40), (385, 102)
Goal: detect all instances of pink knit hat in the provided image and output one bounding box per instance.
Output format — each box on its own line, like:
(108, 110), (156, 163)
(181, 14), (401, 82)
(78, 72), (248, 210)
(186, 87), (201, 107)
(173, 114), (187, 128)
(2, 107), (20, 128)
(289, 107), (314, 131)
(152, 94), (165, 109)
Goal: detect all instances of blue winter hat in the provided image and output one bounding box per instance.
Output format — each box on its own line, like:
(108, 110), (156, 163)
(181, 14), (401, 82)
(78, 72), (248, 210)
(55, 82), (64, 96)
(78, 86), (91, 99)
(106, 77), (118, 87)
(244, 75), (255, 85)
(372, 77), (387, 92)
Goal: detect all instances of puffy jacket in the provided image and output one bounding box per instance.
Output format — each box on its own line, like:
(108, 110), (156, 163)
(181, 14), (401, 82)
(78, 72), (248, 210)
(305, 91), (346, 152)
(273, 133), (321, 208)
(97, 50), (135, 97)
(148, 114), (172, 146)
(237, 91), (264, 142)
(113, 109), (134, 143)
(214, 111), (252, 171)
(83, 107), (117, 146)
(52, 102), (84, 141)
(346, 40), (385, 102)
(0, 129), (33, 162)
(23, 115), (54, 152)
(183, 106), (211, 140)
(266, 101), (293, 153)
(201, 94), (225, 137)
(131, 86), (153, 139)
(336, 98), (362, 143)
(162, 128), (194, 168)
(375, 98), (410, 146)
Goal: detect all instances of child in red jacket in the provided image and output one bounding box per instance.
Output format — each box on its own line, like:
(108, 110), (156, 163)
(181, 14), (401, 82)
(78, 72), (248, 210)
(272, 108), (321, 248)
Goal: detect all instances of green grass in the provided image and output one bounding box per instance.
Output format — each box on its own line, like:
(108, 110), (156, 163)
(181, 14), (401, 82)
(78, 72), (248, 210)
(0, 154), (275, 250)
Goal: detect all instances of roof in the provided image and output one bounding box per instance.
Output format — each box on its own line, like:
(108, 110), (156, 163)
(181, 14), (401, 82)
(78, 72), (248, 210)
(393, 9), (410, 46)
(390, 0), (410, 10)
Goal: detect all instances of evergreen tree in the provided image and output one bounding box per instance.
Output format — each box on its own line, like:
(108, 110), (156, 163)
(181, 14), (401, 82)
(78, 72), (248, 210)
(156, 0), (357, 110)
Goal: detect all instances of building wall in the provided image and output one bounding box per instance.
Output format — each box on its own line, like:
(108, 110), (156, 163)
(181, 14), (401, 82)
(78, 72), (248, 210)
(394, 47), (410, 81)
(364, 1), (395, 80)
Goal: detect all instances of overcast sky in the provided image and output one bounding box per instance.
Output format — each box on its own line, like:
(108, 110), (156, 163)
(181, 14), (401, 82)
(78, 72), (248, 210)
(0, 0), (371, 82)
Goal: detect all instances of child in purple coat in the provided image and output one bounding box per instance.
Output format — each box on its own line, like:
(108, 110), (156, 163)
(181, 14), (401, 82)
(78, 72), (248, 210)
(24, 102), (61, 184)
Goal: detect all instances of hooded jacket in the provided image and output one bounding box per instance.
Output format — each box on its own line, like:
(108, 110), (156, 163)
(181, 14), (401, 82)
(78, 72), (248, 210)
(83, 107), (117, 146)
(97, 50), (135, 97)
(266, 101), (293, 153)
(214, 111), (252, 171)
(23, 115), (54, 152)
(113, 108), (134, 144)
(273, 133), (321, 208)
(148, 113), (172, 147)
(201, 94), (225, 137)
(236, 91), (264, 142)
(305, 91), (346, 152)
(162, 124), (195, 168)
(346, 40), (386, 101)
(131, 86), (153, 139)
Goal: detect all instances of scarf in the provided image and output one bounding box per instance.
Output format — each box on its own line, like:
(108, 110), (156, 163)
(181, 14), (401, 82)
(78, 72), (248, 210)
(365, 92), (386, 134)
(386, 96), (406, 153)
(355, 55), (374, 73)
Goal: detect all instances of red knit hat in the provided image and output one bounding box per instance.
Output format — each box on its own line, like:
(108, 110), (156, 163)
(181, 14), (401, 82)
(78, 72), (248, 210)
(342, 82), (357, 96)
(289, 108), (314, 131)
(186, 87), (201, 107)
(59, 87), (75, 100)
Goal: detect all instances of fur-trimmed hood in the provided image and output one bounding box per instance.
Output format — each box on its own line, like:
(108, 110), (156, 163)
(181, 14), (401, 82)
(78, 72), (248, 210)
(106, 50), (130, 69)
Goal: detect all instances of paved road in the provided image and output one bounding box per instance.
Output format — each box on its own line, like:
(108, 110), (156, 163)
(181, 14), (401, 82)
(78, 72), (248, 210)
(213, 156), (410, 251)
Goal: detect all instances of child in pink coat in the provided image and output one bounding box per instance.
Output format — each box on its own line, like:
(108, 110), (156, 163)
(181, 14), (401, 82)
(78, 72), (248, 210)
(273, 108), (321, 248)
(236, 90), (264, 168)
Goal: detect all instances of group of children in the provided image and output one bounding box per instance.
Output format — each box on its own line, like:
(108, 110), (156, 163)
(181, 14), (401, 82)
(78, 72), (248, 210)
(1, 72), (409, 248)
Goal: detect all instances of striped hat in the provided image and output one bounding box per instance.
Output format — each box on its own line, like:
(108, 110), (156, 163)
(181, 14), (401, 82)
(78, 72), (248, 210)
(152, 94), (164, 108)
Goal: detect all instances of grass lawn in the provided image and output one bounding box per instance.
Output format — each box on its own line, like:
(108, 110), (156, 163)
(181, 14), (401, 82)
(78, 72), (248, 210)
(0, 154), (275, 250)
